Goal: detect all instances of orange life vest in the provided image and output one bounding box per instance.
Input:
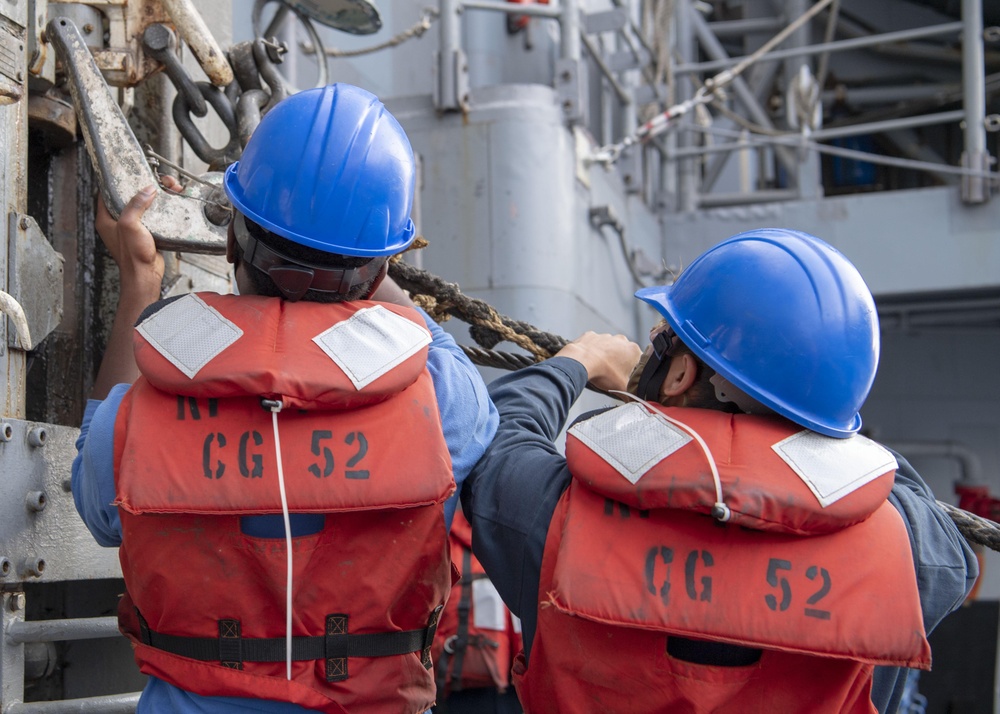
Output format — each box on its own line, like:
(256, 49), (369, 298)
(514, 403), (929, 714)
(113, 293), (456, 714)
(432, 510), (520, 699)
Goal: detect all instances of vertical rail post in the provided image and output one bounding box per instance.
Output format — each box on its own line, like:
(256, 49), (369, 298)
(961, 0), (990, 204)
(435, 0), (468, 111)
(556, 0), (584, 122)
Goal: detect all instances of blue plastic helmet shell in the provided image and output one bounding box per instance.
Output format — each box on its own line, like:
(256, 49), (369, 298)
(224, 84), (416, 257)
(635, 229), (879, 438)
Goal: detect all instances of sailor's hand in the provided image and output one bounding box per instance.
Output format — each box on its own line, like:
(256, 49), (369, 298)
(556, 331), (642, 393)
(96, 185), (164, 294)
(95, 176), (183, 295)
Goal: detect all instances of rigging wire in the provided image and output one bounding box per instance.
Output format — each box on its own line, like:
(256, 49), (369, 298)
(298, 7), (439, 58)
(684, 122), (1000, 181)
(590, 0), (838, 165)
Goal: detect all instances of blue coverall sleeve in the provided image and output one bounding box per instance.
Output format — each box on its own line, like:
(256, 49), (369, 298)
(416, 307), (499, 529)
(71, 384), (131, 547)
(870, 449), (979, 713)
(461, 357), (589, 659)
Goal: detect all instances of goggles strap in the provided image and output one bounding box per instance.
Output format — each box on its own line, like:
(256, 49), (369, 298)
(636, 330), (675, 402)
(235, 213), (385, 301)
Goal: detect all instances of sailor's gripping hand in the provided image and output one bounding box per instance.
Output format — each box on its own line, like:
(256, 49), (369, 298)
(556, 331), (643, 393)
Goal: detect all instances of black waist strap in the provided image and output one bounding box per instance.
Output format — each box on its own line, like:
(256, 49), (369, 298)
(137, 607), (443, 682)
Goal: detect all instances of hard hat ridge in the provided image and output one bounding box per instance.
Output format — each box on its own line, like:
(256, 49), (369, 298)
(223, 83), (416, 258)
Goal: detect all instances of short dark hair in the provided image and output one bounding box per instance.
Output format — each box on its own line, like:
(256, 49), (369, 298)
(235, 217), (380, 303)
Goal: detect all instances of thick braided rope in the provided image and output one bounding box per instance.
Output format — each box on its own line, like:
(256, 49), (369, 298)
(938, 501), (1000, 552)
(390, 259), (1000, 553)
(388, 260), (565, 359)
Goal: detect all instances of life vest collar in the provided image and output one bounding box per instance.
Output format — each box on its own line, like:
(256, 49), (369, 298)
(134, 293), (431, 411)
(567, 402), (897, 535)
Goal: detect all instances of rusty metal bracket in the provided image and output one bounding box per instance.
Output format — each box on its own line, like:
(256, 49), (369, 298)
(0, 14), (26, 106)
(6, 213), (64, 351)
(86, 0), (173, 87)
(47, 17), (228, 255)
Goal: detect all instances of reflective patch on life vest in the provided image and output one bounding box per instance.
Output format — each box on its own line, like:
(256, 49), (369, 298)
(137, 294), (244, 379)
(313, 305), (431, 390)
(570, 403), (692, 484)
(472, 579), (507, 631)
(772, 431), (898, 508)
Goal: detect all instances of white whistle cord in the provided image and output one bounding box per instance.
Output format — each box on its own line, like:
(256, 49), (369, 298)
(613, 392), (731, 522)
(269, 404), (294, 680)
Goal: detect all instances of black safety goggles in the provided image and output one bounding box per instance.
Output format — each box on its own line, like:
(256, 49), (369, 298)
(233, 212), (386, 302)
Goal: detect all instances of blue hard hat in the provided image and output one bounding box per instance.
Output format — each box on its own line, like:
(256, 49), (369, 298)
(223, 84), (416, 258)
(635, 229), (879, 438)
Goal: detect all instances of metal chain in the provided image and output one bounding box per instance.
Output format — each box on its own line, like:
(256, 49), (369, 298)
(145, 23), (292, 169)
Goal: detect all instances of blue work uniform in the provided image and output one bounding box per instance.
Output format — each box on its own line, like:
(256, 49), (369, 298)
(72, 307), (498, 714)
(461, 357), (979, 714)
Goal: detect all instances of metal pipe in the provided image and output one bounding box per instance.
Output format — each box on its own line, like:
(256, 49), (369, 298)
(883, 441), (982, 484)
(690, 9), (797, 175)
(580, 33), (631, 104)
(6, 616), (121, 644)
(560, 0), (581, 61)
(676, 0), (698, 212)
(620, 1), (638, 138)
(706, 16), (785, 37)
(820, 83), (960, 107)
(702, 60), (781, 192)
(438, 0), (461, 108)
(459, 0), (561, 17)
(784, 0), (818, 199)
(811, 110), (966, 140)
(610, 0), (658, 70)
(6, 693), (141, 713)
(675, 21), (964, 76)
(697, 188), (799, 207)
(883, 128), (957, 185)
(961, 0), (990, 203)
(671, 115), (993, 182)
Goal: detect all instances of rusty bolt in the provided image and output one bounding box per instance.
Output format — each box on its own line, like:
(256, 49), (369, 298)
(0, 423), (12, 441)
(28, 427), (47, 447)
(10, 592), (25, 611)
(22, 558), (45, 578)
(0, 558), (11, 577)
(82, 23), (94, 35)
(561, 70), (572, 83)
(19, 216), (29, 230)
(26, 491), (47, 513)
